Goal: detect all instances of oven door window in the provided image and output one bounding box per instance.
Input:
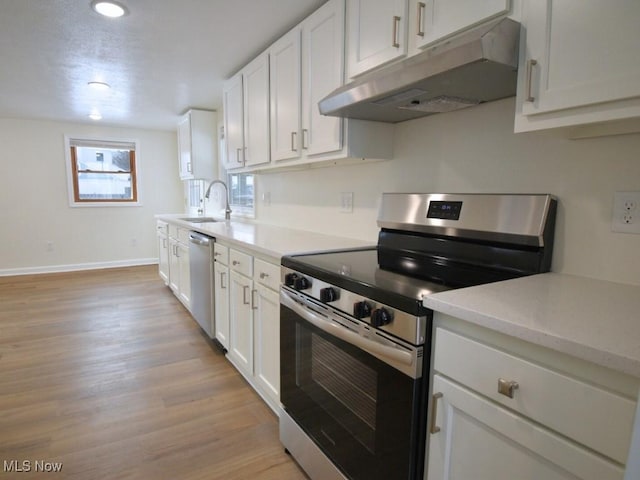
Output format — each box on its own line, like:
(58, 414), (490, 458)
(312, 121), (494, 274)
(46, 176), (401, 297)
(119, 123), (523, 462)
(281, 303), (424, 480)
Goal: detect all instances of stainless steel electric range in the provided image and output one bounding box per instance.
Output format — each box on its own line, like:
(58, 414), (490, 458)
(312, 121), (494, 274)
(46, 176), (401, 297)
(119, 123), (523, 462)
(279, 193), (557, 480)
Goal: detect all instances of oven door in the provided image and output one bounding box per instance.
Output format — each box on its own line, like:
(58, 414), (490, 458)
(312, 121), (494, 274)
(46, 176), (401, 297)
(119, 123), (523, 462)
(280, 287), (426, 480)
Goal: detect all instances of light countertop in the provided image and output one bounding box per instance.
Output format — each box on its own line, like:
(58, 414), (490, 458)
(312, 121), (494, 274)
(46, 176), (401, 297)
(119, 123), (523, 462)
(424, 273), (640, 378)
(156, 214), (374, 260)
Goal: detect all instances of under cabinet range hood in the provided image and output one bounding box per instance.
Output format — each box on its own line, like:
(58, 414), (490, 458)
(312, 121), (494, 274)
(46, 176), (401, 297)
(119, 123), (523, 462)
(319, 17), (521, 123)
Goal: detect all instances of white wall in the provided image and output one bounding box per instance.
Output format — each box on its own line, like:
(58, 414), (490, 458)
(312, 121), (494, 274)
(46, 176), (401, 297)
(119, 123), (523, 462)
(256, 98), (640, 286)
(0, 118), (183, 274)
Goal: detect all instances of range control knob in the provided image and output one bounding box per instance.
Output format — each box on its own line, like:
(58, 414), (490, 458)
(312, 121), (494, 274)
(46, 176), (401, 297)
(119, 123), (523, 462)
(370, 308), (393, 328)
(284, 272), (311, 290)
(293, 276), (311, 291)
(284, 272), (299, 288)
(353, 301), (372, 319)
(320, 287), (339, 303)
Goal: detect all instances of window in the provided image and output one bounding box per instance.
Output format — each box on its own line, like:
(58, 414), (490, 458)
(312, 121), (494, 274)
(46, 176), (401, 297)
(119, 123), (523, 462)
(65, 136), (139, 206)
(227, 172), (254, 217)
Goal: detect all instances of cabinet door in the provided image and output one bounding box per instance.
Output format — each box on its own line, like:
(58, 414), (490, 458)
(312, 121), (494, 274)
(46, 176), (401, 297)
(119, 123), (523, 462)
(302, 0), (344, 157)
(253, 284), (280, 404)
(243, 53), (270, 167)
(177, 114), (192, 179)
(346, 0), (408, 79)
(168, 239), (180, 295)
(229, 270), (253, 375)
(270, 27), (302, 162)
(214, 262), (230, 349)
(157, 233), (170, 285)
(519, 0), (640, 117)
(177, 242), (191, 309)
(413, 0), (510, 50)
(427, 374), (624, 480)
(222, 72), (245, 169)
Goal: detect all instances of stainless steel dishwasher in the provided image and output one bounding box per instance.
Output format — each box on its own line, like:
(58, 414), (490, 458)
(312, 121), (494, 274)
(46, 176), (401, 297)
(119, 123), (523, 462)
(188, 231), (215, 338)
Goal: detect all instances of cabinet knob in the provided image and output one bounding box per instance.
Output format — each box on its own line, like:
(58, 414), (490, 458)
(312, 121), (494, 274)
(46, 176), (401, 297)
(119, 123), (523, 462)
(232, 260), (240, 266)
(498, 378), (519, 399)
(259, 272), (269, 279)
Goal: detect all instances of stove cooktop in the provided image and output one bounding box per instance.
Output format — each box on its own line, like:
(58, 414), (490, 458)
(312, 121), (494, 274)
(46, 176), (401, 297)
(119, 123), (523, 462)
(281, 248), (453, 315)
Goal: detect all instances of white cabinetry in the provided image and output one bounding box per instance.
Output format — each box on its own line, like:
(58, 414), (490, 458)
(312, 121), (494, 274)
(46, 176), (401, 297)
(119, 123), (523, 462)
(167, 225), (191, 310)
(268, 0), (394, 169)
(177, 109), (217, 180)
(426, 317), (638, 480)
(228, 249), (254, 376)
(346, 0), (408, 79)
(252, 258), (281, 408)
(514, 0), (640, 135)
(223, 246), (281, 413)
(156, 220), (170, 285)
(222, 53), (270, 170)
(213, 243), (230, 349)
(269, 28), (302, 162)
(409, 0), (510, 52)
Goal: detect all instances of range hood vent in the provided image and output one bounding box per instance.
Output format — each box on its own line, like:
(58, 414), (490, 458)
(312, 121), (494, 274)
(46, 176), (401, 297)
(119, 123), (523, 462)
(319, 18), (521, 123)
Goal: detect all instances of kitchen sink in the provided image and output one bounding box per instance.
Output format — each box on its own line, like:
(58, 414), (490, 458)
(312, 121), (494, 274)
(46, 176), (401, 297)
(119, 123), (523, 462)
(179, 217), (217, 223)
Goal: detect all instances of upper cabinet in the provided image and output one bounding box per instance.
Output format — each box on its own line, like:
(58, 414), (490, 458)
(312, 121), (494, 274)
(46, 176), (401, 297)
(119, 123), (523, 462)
(410, 0), (511, 52)
(269, 28), (302, 162)
(223, 52), (270, 170)
(346, 0), (409, 79)
(514, 0), (640, 135)
(177, 109), (217, 180)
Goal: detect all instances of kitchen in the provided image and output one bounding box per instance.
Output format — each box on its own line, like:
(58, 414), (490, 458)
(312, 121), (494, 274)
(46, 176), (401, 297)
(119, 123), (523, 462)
(1, 1), (640, 479)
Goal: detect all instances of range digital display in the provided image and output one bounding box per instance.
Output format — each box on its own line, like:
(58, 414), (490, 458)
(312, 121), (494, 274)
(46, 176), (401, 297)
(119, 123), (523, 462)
(427, 201), (463, 220)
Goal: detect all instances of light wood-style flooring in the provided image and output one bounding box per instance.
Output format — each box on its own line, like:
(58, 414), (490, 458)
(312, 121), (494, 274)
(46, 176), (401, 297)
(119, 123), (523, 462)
(0, 265), (307, 479)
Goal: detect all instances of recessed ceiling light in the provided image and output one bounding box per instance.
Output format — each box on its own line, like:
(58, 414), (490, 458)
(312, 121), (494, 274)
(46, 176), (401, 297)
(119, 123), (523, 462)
(88, 81), (111, 90)
(91, 1), (127, 18)
(88, 111), (103, 121)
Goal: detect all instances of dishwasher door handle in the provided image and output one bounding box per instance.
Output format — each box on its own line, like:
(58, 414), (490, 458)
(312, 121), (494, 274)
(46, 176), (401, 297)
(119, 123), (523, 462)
(189, 233), (213, 246)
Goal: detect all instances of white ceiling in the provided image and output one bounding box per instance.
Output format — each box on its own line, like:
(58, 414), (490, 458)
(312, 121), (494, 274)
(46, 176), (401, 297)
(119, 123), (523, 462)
(0, 0), (326, 131)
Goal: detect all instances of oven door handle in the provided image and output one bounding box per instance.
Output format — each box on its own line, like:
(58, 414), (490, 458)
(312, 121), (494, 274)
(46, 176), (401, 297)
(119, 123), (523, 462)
(281, 289), (414, 367)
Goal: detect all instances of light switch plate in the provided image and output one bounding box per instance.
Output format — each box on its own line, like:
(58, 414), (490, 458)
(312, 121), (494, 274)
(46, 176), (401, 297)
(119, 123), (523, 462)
(612, 191), (640, 234)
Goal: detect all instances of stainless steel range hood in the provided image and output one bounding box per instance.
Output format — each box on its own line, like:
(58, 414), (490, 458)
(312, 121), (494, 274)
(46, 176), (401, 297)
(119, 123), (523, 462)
(319, 17), (520, 123)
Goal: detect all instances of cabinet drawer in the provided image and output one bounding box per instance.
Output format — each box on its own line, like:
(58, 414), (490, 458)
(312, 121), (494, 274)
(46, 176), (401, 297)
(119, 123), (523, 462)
(213, 243), (229, 266)
(253, 259), (280, 291)
(433, 327), (636, 464)
(156, 221), (168, 235)
(229, 249), (253, 277)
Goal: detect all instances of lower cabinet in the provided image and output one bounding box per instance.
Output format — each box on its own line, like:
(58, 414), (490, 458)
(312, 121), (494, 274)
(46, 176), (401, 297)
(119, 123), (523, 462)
(159, 221), (191, 311)
(157, 221), (170, 285)
(426, 316), (638, 480)
(213, 259), (230, 349)
(220, 244), (281, 413)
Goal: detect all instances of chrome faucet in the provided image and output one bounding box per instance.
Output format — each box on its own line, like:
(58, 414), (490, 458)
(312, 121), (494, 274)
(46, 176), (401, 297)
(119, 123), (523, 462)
(204, 180), (232, 220)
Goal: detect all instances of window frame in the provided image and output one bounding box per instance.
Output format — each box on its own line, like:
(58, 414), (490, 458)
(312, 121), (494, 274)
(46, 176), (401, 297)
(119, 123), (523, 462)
(64, 135), (142, 207)
(226, 172), (255, 218)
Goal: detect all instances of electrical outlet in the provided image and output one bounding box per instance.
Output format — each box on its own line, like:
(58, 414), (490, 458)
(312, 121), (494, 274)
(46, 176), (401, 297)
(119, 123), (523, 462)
(612, 191), (640, 234)
(131, 238), (138, 247)
(46, 241), (54, 252)
(340, 192), (354, 213)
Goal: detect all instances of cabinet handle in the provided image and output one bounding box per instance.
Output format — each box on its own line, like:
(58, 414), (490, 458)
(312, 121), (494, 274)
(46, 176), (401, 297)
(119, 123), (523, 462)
(232, 260), (240, 266)
(526, 59), (538, 102)
(219, 271), (226, 289)
(242, 285), (250, 305)
(187, 161), (192, 172)
(236, 147), (243, 164)
(259, 272), (268, 279)
(498, 378), (519, 399)
(416, 2), (426, 37)
(214, 251), (221, 257)
(162, 238), (167, 248)
(430, 392), (443, 434)
(392, 15), (401, 48)
(302, 129), (309, 150)
(175, 247), (180, 258)
(251, 289), (258, 310)
(291, 131), (298, 152)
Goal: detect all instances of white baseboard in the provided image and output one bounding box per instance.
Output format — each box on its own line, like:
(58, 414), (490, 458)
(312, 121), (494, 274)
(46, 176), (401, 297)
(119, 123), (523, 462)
(0, 258), (159, 277)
